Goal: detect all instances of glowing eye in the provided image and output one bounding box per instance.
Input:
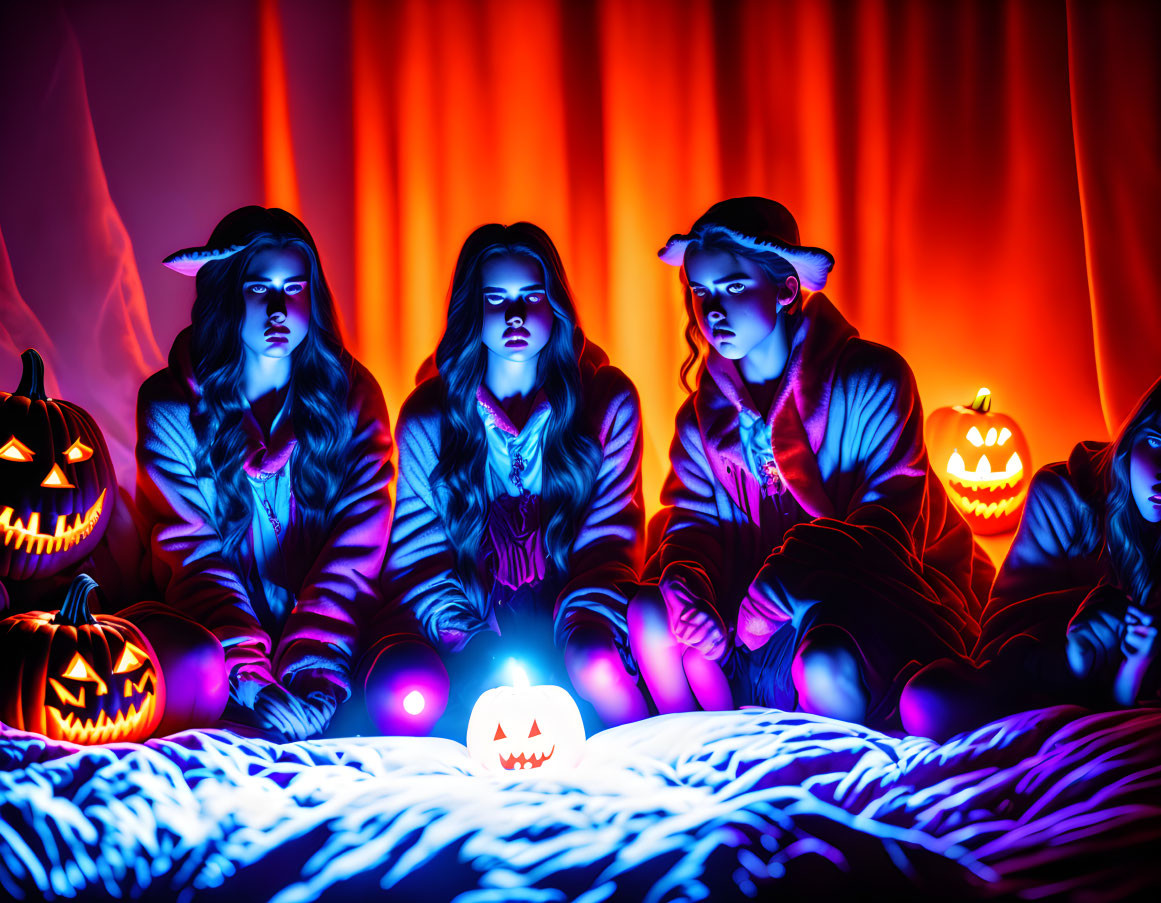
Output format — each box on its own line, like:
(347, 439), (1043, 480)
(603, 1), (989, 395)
(726, 283), (745, 294)
(284, 282), (306, 295)
(525, 293), (544, 303)
(64, 438), (93, 463)
(997, 428), (1012, 445)
(0, 437), (34, 462)
(61, 652), (107, 696)
(485, 294), (505, 306)
(984, 428), (998, 446)
(64, 653), (96, 681)
(113, 642), (147, 674)
(690, 287), (707, 298)
(247, 284), (268, 294)
(494, 724), (507, 741)
(528, 720), (541, 738)
(966, 427), (985, 447)
(1149, 436), (1161, 450)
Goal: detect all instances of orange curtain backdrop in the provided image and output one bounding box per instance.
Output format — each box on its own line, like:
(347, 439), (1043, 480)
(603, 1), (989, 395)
(1067, 0), (1161, 435)
(323, 0), (1124, 507)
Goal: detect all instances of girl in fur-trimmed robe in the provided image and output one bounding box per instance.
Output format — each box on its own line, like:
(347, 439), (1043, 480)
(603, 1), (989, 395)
(379, 222), (648, 731)
(137, 206), (397, 740)
(902, 378), (1161, 740)
(630, 197), (991, 727)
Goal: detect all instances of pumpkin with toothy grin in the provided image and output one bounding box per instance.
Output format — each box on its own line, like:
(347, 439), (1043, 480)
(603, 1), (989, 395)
(0, 349), (115, 580)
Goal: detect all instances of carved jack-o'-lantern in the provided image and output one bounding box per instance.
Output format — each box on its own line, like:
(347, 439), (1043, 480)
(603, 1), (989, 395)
(0, 349), (115, 580)
(0, 573), (165, 743)
(466, 673), (585, 772)
(927, 388), (1031, 534)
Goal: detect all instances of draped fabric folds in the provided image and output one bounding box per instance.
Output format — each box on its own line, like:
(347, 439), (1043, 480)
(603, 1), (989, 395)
(0, 0), (1157, 509)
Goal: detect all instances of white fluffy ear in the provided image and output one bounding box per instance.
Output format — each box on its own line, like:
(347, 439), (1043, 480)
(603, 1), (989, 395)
(657, 237), (690, 266)
(161, 244), (246, 276)
(792, 252), (833, 292)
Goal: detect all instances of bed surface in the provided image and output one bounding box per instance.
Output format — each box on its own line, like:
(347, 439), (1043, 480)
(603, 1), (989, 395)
(2, 705), (1159, 901)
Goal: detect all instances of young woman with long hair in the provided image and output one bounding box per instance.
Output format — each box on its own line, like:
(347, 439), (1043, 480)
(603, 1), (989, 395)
(137, 206), (395, 740)
(903, 378), (1161, 740)
(630, 197), (990, 727)
(381, 222), (648, 731)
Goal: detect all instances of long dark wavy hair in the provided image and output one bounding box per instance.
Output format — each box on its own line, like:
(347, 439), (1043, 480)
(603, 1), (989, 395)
(1100, 377), (1161, 608)
(676, 224), (805, 392)
(189, 234), (353, 557)
(431, 222), (601, 600)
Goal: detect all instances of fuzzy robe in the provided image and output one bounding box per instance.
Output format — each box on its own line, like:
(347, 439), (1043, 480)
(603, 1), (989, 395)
(135, 328), (394, 702)
(652, 292), (991, 707)
(383, 341), (644, 651)
(975, 441), (1141, 691)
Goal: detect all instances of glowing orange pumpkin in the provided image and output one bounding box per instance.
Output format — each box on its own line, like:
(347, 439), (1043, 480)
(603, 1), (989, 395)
(0, 573), (165, 743)
(0, 349), (115, 580)
(927, 388), (1031, 534)
(466, 676), (585, 773)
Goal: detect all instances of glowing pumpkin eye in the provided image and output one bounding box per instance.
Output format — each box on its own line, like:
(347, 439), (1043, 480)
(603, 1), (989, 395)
(64, 438), (93, 463)
(528, 720), (541, 738)
(984, 428), (998, 446)
(966, 427), (985, 447)
(494, 724), (506, 741)
(64, 653), (95, 680)
(113, 642), (147, 674)
(0, 437), (34, 461)
(61, 652), (107, 695)
(997, 428), (1012, 445)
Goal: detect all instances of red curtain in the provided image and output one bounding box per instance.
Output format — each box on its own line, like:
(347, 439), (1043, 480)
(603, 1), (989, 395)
(1, 0), (1158, 518)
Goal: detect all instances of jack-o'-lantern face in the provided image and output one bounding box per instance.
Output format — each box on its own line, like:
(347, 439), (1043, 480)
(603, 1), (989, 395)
(0, 349), (115, 580)
(0, 574), (165, 744)
(466, 682), (585, 773)
(927, 388), (1031, 534)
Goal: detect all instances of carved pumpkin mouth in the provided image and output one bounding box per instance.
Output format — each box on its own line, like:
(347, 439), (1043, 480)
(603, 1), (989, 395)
(45, 691), (158, 745)
(946, 449), (1027, 520)
(947, 480), (1028, 520)
(0, 489), (106, 554)
(499, 745), (555, 770)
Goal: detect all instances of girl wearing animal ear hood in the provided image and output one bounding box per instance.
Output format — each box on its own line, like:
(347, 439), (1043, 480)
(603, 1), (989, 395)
(137, 206), (396, 740)
(631, 197), (991, 727)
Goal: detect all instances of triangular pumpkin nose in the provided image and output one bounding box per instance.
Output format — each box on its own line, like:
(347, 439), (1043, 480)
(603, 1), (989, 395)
(41, 463), (75, 489)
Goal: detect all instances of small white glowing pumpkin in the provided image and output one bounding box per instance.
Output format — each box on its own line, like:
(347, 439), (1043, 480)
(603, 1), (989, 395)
(466, 667), (585, 773)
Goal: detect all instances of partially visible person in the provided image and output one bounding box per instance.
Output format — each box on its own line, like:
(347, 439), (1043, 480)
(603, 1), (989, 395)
(903, 378), (1161, 741)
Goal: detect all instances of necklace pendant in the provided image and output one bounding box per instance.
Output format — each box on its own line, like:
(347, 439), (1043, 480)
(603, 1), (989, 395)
(262, 498), (281, 536)
(761, 460), (783, 496)
(509, 452), (526, 492)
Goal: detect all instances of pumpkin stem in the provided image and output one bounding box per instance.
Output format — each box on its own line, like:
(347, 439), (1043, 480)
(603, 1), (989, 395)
(53, 573), (100, 626)
(970, 387), (992, 413)
(15, 348), (48, 401)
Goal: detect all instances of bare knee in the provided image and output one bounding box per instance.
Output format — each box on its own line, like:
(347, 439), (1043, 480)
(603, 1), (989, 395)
(792, 625), (868, 724)
(628, 585), (669, 638)
(564, 620), (648, 725)
(900, 658), (967, 740)
(565, 622), (627, 690)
